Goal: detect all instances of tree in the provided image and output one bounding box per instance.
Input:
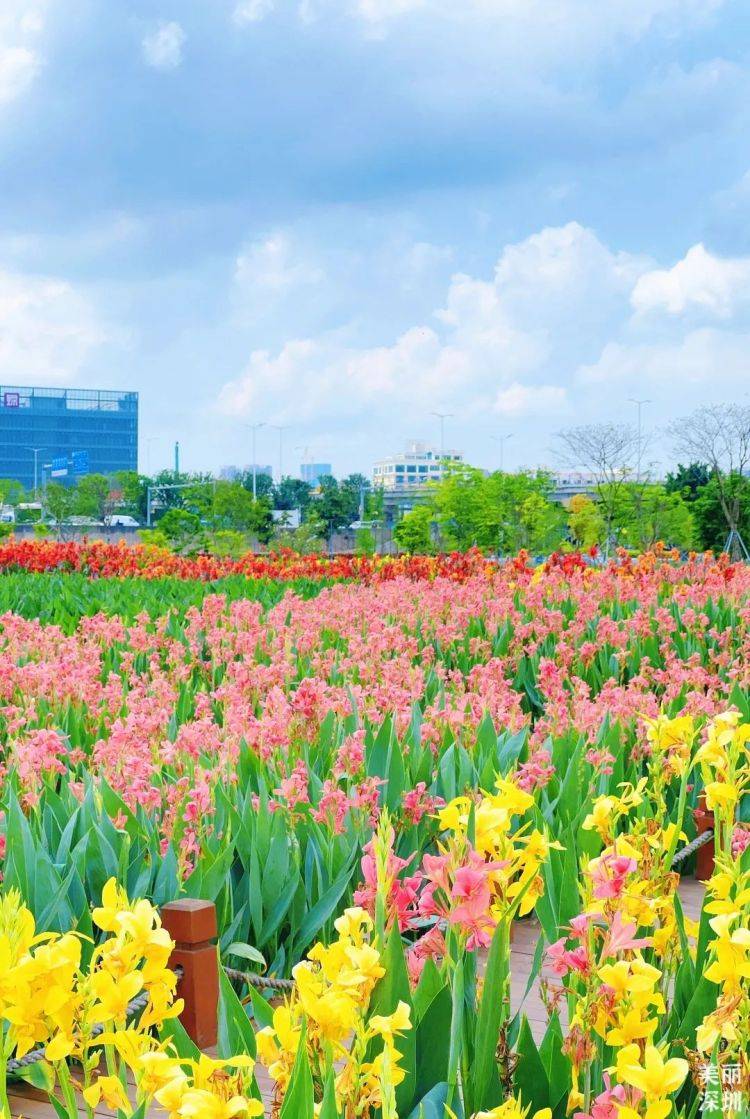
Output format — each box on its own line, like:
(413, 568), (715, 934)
(313, 476), (364, 536)
(274, 477), (312, 513)
(610, 484), (696, 551)
(44, 484), (75, 537)
(0, 479), (26, 507)
(556, 423), (640, 549)
(270, 521), (325, 554)
(664, 462), (710, 503)
(239, 470), (274, 501)
(669, 404), (750, 554)
(113, 471), (148, 519)
(568, 494), (604, 550)
(354, 526), (376, 556)
(393, 505), (434, 554)
(74, 474), (112, 521)
(157, 508), (204, 553)
(694, 474), (750, 553)
(427, 464), (562, 553)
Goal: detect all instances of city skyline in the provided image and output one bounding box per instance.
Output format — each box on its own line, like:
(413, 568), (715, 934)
(0, 2), (749, 476)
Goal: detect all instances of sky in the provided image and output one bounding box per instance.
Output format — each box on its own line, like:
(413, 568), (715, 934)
(0, 0), (749, 478)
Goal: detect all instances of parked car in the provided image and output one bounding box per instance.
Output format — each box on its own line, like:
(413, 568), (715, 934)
(104, 514), (141, 528)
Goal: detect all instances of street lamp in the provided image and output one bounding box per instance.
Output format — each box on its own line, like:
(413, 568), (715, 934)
(24, 447), (45, 495)
(246, 422), (266, 499)
(491, 433), (514, 473)
(628, 398), (651, 482)
(431, 412), (453, 475)
(270, 424), (289, 483)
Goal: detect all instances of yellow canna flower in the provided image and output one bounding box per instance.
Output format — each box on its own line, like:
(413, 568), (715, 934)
(90, 968), (143, 1022)
(703, 781), (739, 811)
(83, 1074), (131, 1112)
(617, 1044), (689, 1100)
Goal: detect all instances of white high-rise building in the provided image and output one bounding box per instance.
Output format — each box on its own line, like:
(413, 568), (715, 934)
(373, 440), (464, 490)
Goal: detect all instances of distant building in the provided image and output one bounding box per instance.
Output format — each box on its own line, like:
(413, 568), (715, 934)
(219, 464), (272, 481)
(300, 462), (332, 487)
(373, 440), (463, 490)
(0, 386), (138, 490)
(549, 470), (599, 506)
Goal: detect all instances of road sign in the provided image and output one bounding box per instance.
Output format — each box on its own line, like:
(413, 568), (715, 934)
(72, 450), (90, 476)
(50, 456), (68, 478)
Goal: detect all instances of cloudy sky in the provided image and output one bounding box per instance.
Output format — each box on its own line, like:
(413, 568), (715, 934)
(1, 0), (749, 477)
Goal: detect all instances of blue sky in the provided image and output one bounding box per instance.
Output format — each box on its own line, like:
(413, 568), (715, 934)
(1, 0), (749, 477)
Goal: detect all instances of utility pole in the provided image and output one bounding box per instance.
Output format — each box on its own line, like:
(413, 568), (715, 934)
(270, 424), (289, 483)
(248, 422), (266, 499)
(174, 441), (180, 476)
(491, 433), (514, 473)
(431, 412), (453, 476)
(628, 399), (651, 482)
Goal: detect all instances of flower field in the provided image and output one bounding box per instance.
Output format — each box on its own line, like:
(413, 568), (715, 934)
(0, 545), (748, 1119)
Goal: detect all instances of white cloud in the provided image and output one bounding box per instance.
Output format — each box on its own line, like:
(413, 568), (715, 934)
(235, 232), (323, 295)
(142, 21), (186, 71)
(0, 4), (45, 105)
(631, 243), (750, 317)
(494, 382), (567, 417)
(233, 0), (276, 24)
(0, 46), (37, 104)
(218, 222), (643, 427)
(577, 327), (750, 388)
(0, 268), (107, 383)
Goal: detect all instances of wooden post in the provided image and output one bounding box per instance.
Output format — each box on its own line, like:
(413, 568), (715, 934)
(694, 793), (715, 881)
(162, 899), (219, 1049)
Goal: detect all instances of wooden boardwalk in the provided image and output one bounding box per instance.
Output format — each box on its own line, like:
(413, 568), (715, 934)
(8, 880), (706, 1117)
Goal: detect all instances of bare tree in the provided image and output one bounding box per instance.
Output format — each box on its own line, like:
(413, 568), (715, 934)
(556, 423), (640, 550)
(669, 403), (750, 554)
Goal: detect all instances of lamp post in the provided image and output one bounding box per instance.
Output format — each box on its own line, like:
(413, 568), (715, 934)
(431, 412), (453, 477)
(270, 424), (289, 483)
(628, 398), (651, 482)
(491, 433), (514, 473)
(247, 423), (266, 499)
(24, 447), (45, 495)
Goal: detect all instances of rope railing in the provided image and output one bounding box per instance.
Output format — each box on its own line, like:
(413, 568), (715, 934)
(5, 825), (717, 1078)
(6, 971), (180, 1074)
(224, 966), (295, 992)
(670, 828), (713, 869)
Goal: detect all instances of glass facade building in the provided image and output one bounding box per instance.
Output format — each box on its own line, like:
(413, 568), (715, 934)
(0, 386), (138, 490)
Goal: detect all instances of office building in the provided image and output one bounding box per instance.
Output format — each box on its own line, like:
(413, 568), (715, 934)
(300, 462), (332, 487)
(0, 386), (138, 490)
(373, 440), (463, 490)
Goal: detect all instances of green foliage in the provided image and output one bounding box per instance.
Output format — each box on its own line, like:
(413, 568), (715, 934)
(313, 474), (371, 536)
(271, 522), (325, 554)
(426, 465), (563, 553)
(354, 526), (376, 556)
(694, 473), (750, 551)
(0, 478), (26, 505)
(274, 477), (313, 512)
(157, 508), (205, 552)
(44, 483), (75, 533)
(603, 483), (697, 551)
(665, 462), (710, 502)
(74, 473), (112, 520)
(208, 529), (249, 558)
(394, 505), (434, 554)
(567, 494), (604, 549)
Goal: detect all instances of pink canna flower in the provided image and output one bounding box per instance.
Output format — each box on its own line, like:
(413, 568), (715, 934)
(599, 910), (653, 958)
